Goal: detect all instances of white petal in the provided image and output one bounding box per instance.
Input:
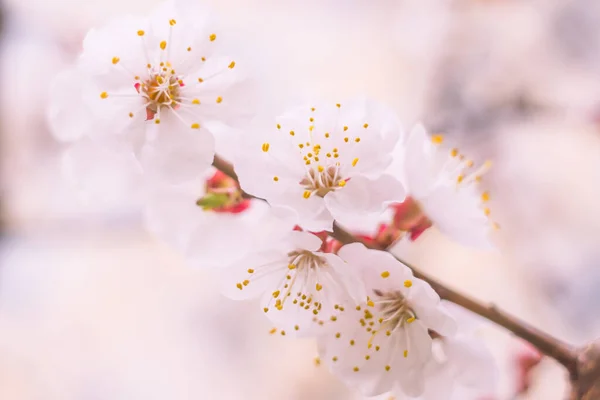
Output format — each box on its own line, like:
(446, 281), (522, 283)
(325, 174), (406, 228)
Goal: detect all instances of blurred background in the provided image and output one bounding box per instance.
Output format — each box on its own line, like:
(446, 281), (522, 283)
(1, 0), (600, 398)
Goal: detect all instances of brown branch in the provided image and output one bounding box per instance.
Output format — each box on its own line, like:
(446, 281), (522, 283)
(212, 154), (579, 377)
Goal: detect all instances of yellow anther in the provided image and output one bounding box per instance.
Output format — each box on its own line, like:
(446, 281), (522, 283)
(356, 305), (361, 311)
(481, 191), (490, 202)
(154, 119), (161, 124)
(228, 61), (236, 69)
(100, 92), (108, 99)
(309, 117), (314, 122)
(484, 207), (491, 216)
(192, 99), (200, 105)
(137, 30), (145, 36)
(343, 126), (348, 131)
(269, 328), (277, 334)
(247, 269), (254, 274)
(309, 125), (314, 132)
(201, 57), (206, 62)
(307, 153), (313, 158)
(216, 96), (223, 103)
(147, 63), (152, 68)
(338, 180), (346, 187)
(295, 325), (299, 331)
(375, 346), (380, 351)
(169, 19), (176, 26)
(209, 33), (217, 41)
(280, 330), (286, 336)
(289, 130), (295, 136)
(325, 132), (330, 138)
(263, 307), (269, 313)
(242, 280), (249, 286)
(367, 300), (375, 307)
(406, 317), (416, 324)
(312, 309), (318, 315)
(273, 176), (279, 182)
(298, 144), (304, 149)
(353, 366), (359, 372)
(330, 316), (337, 322)
(332, 356), (338, 362)
(272, 290), (280, 298)
(111, 57), (120, 64)
(198, 78), (204, 83)
(344, 137), (349, 142)
(365, 355), (370, 360)
(236, 283), (243, 290)
(276, 123), (281, 129)
(303, 190), (312, 199)
(385, 365), (391, 371)
(335, 332), (341, 338)
(336, 103), (341, 108)
(403, 350), (408, 358)
(431, 134), (444, 144)
(457, 175), (464, 183)
(191, 123), (200, 129)
(451, 148), (459, 157)
(262, 143), (270, 152)
(288, 264), (296, 270)
(380, 271), (390, 278)
(187, 47), (192, 51)
(404, 280), (412, 288)
(355, 137), (361, 143)
(349, 340), (355, 345)
(160, 40), (167, 50)
(315, 283), (323, 291)
(352, 158), (359, 167)
(317, 165), (324, 173)
(311, 107), (315, 111)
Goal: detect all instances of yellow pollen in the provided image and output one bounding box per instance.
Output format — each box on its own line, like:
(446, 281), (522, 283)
(381, 271), (390, 278)
(431, 134), (444, 144)
(198, 78), (204, 83)
(288, 264), (296, 270)
(403, 350), (408, 358)
(315, 283), (323, 291)
(338, 181), (346, 187)
(247, 269), (254, 274)
(192, 99), (200, 105)
(309, 117), (314, 122)
(353, 366), (359, 372)
(295, 325), (299, 331)
(100, 92), (108, 99)
(332, 356), (338, 362)
(356, 305), (361, 311)
(311, 107), (315, 111)
(344, 137), (349, 142)
(367, 300), (375, 307)
(262, 143), (270, 152)
(242, 280), (249, 286)
(365, 355), (370, 360)
(335, 332), (341, 338)
(290, 130), (295, 136)
(128, 112), (134, 118)
(228, 61), (236, 69)
(272, 290), (280, 298)
(349, 340), (355, 346)
(111, 57), (120, 64)
(330, 316), (337, 322)
(317, 165), (324, 172)
(407, 317), (416, 324)
(187, 47), (192, 51)
(280, 331), (286, 336)
(169, 19), (176, 26)
(336, 103), (341, 108)
(363, 123), (369, 128)
(481, 191), (490, 202)
(137, 30), (145, 36)
(355, 137), (361, 143)
(385, 365), (391, 371)
(333, 148), (338, 152)
(352, 158), (359, 167)
(451, 148), (459, 157)
(303, 190), (312, 199)
(159, 40), (167, 50)
(191, 123), (200, 129)
(154, 119), (161, 124)
(216, 96), (223, 103)
(263, 307), (268, 313)
(273, 176), (279, 182)
(457, 175), (464, 183)
(484, 207), (491, 216)
(201, 57), (206, 62)
(309, 125), (314, 132)
(324, 133), (330, 138)
(147, 63), (152, 68)
(343, 126), (348, 131)
(269, 328), (277, 334)
(236, 283), (242, 290)
(209, 33), (217, 41)
(276, 124), (281, 129)
(404, 280), (413, 288)
(375, 346), (380, 351)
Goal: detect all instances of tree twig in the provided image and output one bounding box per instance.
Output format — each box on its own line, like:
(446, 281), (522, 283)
(212, 154), (579, 377)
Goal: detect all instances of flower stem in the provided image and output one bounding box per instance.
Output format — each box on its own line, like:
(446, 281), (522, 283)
(212, 154), (579, 377)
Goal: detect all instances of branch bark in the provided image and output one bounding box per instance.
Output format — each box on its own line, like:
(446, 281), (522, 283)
(212, 154), (580, 378)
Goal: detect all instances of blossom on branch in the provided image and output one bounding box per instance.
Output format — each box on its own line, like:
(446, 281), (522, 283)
(234, 99), (406, 232)
(317, 243), (456, 397)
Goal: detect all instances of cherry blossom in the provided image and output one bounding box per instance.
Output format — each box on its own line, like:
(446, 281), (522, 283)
(391, 124), (495, 248)
(234, 99), (405, 232)
(317, 243), (456, 397)
(219, 230), (367, 336)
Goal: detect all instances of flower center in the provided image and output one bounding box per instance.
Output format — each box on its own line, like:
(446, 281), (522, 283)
(196, 170), (250, 214)
(372, 289), (416, 333)
(135, 66), (184, 120)
(300, 165), (345, 197)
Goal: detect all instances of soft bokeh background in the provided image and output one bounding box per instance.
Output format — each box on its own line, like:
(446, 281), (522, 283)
(2, 0), (600, 399)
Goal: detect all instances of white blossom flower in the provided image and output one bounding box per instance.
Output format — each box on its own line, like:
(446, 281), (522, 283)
(234, 99), (405, 232)
(317, 243), (456, 397)
(219, 230), (367, 336)
(145, 168), (278, 269)
(392, 124), (495, 248)
(369, 302), (497, 400)
(49, 0), (252, 185)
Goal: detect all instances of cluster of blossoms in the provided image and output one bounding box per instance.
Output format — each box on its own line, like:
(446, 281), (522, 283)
(48, 1), (498, 398)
